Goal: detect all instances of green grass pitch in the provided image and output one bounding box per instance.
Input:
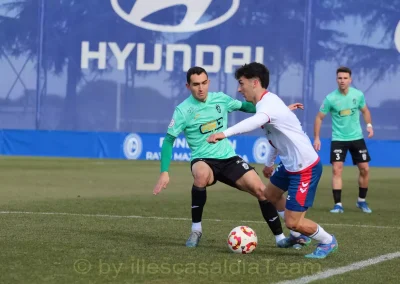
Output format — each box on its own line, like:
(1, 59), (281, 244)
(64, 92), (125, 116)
(0, 157), (399, 284)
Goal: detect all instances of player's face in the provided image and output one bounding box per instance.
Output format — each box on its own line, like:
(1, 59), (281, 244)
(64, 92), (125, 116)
(186, 73), (209, 102)
(336, 72), (352, 91)
(237, 77), (255, 102)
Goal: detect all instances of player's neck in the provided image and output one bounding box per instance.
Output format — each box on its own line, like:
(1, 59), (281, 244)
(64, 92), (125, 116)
(255, 89), (268, 104)
(193, 94), (208, 102)
(338, 88), (349, 95)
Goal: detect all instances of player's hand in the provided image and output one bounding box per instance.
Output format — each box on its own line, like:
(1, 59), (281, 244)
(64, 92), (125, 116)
(288, 103), (304, 111)
(207, 132), (226, 144)
(366, 125), (374, 138)
(263, 166), (274, 178)
(153, 172), (170, 195)
(313, 138), (321, 151)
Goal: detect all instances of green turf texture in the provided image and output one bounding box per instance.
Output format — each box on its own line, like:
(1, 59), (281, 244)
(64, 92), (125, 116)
(1, 157), (399, 284)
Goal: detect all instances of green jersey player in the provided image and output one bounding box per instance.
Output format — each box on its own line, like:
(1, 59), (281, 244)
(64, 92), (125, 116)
(314, 66), (374, 214)
(153, 66), (303, 248)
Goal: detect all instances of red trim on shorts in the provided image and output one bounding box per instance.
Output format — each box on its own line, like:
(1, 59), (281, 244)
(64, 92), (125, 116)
(286, 157), (320, 175)
(295, 169), (313, 206)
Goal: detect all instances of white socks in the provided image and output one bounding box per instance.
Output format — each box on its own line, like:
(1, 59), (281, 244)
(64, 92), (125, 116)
(290, 231), (301, 237)
(310, 225), (333, 244)
(358, 198), (365, 202)
(275, 233), (285, 243)
(192, 222), (202, 232)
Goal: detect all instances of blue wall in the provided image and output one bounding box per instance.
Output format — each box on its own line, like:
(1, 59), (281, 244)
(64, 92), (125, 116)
(0, 130), (398, 167)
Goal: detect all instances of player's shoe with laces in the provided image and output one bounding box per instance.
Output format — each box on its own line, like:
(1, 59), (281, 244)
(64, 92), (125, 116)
(277, 234), (311, 249)
(330, 204), (344, 213)
(305, 235), (338, 259)
(356, 201), (372, 213)
(186, 231), (202, 247)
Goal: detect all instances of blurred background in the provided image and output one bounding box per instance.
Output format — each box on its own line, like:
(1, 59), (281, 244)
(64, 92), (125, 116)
(0, 0), (399, 161)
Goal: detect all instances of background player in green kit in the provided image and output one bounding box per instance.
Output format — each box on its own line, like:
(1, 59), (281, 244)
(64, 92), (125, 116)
(153, 66), (304, 248)
(313, 66), (374, 214)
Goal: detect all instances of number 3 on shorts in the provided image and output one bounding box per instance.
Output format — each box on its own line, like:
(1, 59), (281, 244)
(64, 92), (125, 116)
(335, 153), (340, 160)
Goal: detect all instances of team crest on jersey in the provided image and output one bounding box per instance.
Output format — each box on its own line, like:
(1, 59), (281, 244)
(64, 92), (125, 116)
(216, 104), (221, 113)
(168, 119), (175, 128)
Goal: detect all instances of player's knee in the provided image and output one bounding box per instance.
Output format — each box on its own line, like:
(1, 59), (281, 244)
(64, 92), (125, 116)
(193, 172), (211, 187)
(332, 165), (343, 176)
(285, 218), (301, 231)
(284, 214), (302, 231)
(253, 184), (267, 201)
(359, 166), (369, 177)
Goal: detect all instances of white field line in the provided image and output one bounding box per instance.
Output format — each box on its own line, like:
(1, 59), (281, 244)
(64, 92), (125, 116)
(274, 252), (400, 284)
(0, 211), (399, 230)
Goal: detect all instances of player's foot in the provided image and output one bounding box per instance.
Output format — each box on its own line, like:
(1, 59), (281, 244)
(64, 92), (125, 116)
(356, 201), (372, 213)
(277, 234), (311, 249)
(330, 204), (344, 213)
(305, 235), (338, 259)
(186, 231), (202, 247)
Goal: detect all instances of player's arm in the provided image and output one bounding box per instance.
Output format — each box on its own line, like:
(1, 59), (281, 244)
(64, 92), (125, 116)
(239, 101), (257, 113)
(153, 134), (175, 195)
(153, 109), (186, 195)
(313, 98), (330, 151)
(239, 101), (303, 113)
(288, 103), (304, 111)
(314, 112), (326, 140)
(223, 112), (269, 136)
(222, 92), (256, 113)
(262, 143), (278, 178)
(207, 112), (269, 143)
(160, 134), (176, 173)
(360, 105), (374, 138)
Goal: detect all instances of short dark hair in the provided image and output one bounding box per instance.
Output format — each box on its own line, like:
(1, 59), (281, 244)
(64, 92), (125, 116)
(336, 66), (352, 76)
(235, 62), (270, 89)
(186, 66), (208, 84)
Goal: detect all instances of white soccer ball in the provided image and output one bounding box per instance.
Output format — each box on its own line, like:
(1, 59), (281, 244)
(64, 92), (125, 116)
(227, 226), (258, 254)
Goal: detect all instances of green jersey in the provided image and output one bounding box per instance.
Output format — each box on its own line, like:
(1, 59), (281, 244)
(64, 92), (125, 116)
(319, 87), (366, 141)
(167, 92), (243, 160)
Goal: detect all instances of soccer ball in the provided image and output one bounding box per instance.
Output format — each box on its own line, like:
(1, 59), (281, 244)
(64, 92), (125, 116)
(227, 226), (258, 254)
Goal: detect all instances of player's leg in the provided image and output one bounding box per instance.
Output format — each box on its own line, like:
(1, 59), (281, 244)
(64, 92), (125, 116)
(285, 210), (337, 259)
(268, 164), (312, 249)
(186, 159), (216, 247)
(217, 157), (286, 246)
(284, 160), (338, 259)
(349, 139), (372, 213)
(330, 141), (349, 213)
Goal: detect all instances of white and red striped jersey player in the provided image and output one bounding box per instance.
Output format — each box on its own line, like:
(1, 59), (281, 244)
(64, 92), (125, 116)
(221, 91), (322, 212)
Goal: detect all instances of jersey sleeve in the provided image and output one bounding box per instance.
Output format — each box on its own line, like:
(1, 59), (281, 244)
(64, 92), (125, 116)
(239, 101), (257, 113)
(319, 97), (331, 114)
(358, 92), (366, 109)
(220, 92), (242, 112)
(167, 107), (186, 137)
(264, 143), (278, 167)
(223, 112), (270, 137)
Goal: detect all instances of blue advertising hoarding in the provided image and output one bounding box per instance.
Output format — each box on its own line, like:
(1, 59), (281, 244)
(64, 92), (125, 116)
(0, 130), (398, 167)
